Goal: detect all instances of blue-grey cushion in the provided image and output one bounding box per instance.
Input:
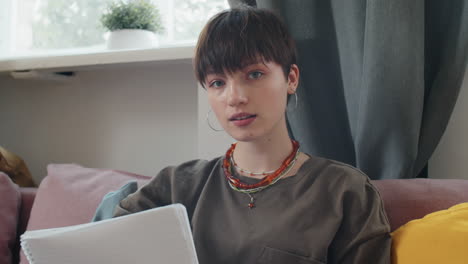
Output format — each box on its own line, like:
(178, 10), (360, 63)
(91, 181), (138, 222)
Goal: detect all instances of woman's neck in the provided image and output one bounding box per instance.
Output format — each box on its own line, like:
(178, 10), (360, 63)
(232, 128), (294, 178)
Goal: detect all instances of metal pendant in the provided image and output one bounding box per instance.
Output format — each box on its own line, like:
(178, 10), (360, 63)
(248, 194), (255, 209)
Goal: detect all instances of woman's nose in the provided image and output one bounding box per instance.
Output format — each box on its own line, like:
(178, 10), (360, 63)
(226, 80), (248, 106)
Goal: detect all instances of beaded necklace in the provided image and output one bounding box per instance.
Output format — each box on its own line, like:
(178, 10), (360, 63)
(223, 140), (300, 208)
(230, 155), (276, 176)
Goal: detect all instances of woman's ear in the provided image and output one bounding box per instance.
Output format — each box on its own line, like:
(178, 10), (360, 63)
(287, 64), (300, 94)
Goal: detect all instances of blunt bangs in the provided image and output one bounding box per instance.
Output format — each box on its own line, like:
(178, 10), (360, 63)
(194, 7), (297, 87)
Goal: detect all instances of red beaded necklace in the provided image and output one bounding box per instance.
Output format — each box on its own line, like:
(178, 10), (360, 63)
(223, 139), (300, 191)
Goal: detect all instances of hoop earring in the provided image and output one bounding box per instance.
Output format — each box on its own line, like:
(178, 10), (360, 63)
(206, 109), (224, 132)
(288, 92), (298, 111)
(293, 92), (298, 110)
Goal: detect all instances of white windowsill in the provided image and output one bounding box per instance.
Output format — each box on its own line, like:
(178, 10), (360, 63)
(0, 45), (195, 73)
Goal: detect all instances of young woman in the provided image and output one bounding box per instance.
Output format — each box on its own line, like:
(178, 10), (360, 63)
(114, 7), (391, 264)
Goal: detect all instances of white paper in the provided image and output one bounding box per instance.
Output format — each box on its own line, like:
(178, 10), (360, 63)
(21, 204), (199, 264)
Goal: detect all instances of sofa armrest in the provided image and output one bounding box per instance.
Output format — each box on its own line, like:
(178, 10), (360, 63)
(12, 188), (37, 264)
(18, 188), (37, 236)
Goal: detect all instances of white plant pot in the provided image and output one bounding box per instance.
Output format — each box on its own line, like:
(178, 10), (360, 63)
(107, 29), (158, 50)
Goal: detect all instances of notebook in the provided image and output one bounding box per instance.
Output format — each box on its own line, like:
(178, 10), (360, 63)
(21, 204), (199, 264)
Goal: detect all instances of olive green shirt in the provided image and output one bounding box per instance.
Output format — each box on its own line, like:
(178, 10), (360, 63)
(114, 155), (391, 264)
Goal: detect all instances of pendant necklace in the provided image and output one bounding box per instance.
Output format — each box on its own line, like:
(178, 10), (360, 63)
(222, 140), (300, 209)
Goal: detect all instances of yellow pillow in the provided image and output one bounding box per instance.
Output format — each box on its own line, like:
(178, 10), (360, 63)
(391, 202), (468, 264)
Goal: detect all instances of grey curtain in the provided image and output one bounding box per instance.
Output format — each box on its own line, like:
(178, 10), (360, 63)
(228, 0), (468, 179)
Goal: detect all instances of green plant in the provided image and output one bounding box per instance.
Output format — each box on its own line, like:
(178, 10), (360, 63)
(100, 0), (164, 33)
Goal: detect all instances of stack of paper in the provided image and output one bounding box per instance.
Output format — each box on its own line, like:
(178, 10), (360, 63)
(21, 204), (199, 264)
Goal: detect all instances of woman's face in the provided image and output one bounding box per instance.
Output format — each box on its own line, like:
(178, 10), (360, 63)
(205, 61), (299, 142)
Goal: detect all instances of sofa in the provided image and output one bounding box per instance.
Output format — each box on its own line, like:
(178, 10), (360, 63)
(2, 164), (468, 264)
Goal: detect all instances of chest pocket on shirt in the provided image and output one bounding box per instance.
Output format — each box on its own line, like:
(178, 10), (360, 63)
(256, 246), (325, 264)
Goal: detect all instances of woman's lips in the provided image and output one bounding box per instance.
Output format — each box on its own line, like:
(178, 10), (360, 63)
(230, 115), (257, 127)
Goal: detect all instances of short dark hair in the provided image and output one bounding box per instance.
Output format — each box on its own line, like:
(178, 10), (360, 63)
(194, 6), (297, 87)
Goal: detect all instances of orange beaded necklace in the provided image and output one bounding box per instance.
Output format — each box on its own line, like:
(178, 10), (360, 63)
(223, 140), (300, 208)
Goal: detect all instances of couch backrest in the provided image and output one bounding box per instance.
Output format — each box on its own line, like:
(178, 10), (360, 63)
(371, 178), (468, 231)
(15, 166), (468, 263)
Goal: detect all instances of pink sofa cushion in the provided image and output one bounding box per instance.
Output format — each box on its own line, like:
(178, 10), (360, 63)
(0, 172), (21, 264)
(20, 164), (151, 264)
(372, 179), (468, 231)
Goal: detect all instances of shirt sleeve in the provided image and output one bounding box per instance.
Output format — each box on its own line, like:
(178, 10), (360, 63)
(328, 177), (392, 264)
(113, 166), (173, 218)
(112, 158), (213, 219)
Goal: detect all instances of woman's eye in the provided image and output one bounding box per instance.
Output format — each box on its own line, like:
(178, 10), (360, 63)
(209, 80), (225, 88)
(248, 71), (263, 79)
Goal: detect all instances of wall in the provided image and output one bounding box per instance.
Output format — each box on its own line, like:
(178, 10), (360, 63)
(0, 63), (198, 183)
(429, 69), (468, 179)
(197, 85), (235, 160)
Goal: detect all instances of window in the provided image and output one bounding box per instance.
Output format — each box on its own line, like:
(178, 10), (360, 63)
(0, 0), (228, 59)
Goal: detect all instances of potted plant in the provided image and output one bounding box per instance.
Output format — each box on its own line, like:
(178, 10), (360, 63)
(101, 0), (164, 50)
